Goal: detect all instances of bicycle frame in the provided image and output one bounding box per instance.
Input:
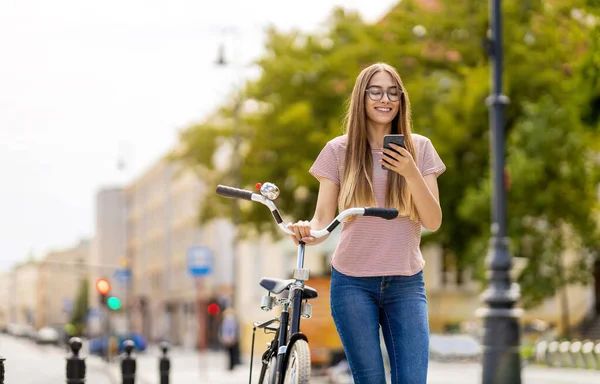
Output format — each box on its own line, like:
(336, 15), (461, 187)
(273, 241), (309, 384)
(216, 183), (398, 384)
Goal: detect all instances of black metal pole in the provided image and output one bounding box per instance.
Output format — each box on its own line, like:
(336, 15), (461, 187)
(478, 0), (523, 383)
(215, 38), (243, 312)
(1, 356), (5, 384)
(121, 340), (136, 384)
(159, 342), (171, 384)
(66, 337), (86, 384)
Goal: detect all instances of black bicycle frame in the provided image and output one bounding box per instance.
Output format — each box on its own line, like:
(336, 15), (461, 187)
(270, 241), (308, 384)
(289, 241), (307, 336)
(216, 184), (399, 384)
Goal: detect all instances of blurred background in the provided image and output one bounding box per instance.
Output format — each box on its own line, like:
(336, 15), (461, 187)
(1, 0), (600, 382)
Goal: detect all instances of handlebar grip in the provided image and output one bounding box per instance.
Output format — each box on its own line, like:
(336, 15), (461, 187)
(363, 208), (399, 220)
(216, 185), (254, 201)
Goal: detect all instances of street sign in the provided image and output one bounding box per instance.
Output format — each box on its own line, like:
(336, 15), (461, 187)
(63, 297), (73, 314)
(187, 246), (213, 277)
(114, 268), (132, 286)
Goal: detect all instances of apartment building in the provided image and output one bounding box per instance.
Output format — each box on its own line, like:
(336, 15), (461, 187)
(37, 239), (91, 329)
(125, 157), (235, 347)
(13, 261), (40, 327)
(0, 272), (12, 330)
(87, 188), (128, 336)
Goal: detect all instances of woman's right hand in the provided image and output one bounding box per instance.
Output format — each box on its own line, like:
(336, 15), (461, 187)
(287, 220), (317, 246)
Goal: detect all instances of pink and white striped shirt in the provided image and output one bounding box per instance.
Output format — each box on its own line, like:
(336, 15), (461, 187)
(309, 134), (446, 277)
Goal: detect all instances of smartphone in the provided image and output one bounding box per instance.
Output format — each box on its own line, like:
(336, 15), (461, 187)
(382, 134), (405, 169)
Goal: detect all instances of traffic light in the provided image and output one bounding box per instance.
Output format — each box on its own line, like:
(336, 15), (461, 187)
(96, 278), (111, 305)
(207, 302), (221, 317)
(107, 296), (121, 310)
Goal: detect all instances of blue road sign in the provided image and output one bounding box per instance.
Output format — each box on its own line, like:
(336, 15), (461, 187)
(114, 268), (132, 286)
(63, 297), (73, 314)
(187, 246), (213, 277)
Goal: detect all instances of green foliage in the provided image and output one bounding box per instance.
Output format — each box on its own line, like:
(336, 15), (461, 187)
(69, 278), (89, 335)
(173, 0), (600, 306)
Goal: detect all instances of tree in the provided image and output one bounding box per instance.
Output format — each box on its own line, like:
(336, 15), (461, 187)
(173, 0), (600, 309)
(69, 278), (89, 335)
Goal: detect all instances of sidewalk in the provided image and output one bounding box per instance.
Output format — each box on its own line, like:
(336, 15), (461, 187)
(426, 362), (600, 384)
(97, 345), (279, 384)
(90, 345), (600, 384)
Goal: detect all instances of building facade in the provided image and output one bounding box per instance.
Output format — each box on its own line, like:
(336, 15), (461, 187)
(37, 239), (91, 329)
(126, 158), (235, 347)
(88, 188), (128, 336)
(13, 261), (40, 328)
(0, 272), (13, 330)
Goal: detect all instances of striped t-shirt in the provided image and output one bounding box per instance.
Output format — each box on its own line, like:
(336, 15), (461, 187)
(309, 134), (446, 277)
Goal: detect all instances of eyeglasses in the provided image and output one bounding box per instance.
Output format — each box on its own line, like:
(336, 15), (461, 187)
(365, 86), (402, 102)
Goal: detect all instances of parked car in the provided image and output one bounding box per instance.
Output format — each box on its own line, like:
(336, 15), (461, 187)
(88, 332), (147, 355)
(36, 326), (60, 345)
(8, 323), (36, 339)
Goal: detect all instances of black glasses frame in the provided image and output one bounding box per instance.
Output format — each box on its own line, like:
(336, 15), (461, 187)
(365, 86), (403, 102)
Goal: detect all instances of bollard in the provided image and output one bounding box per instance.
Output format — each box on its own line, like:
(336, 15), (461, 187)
(121, 340), (136, 384)
(1, 356), (5, 384)
(569, 340), (585, 368)
(581, 341), (597, 370)
(547, 341), (559, 367)
(594, 343), (600, 370)
(535, 340), (548, 365)
(66, 337), (86, 384)
(159, 341), (171, 384)
(558, 340), (573, 367)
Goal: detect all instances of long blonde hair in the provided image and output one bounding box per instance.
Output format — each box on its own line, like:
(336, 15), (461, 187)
(339, 62), (419, 221)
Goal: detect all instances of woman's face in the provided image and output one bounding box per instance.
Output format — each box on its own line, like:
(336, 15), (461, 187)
(364, 70), (401, 128)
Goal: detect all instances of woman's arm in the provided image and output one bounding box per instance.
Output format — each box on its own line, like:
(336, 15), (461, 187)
(382, 144), (442, 232)
(288, 178), (339, 245)
(404, 173), (442, 232)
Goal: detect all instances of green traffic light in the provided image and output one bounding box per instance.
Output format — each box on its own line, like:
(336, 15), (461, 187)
(107, 296), (121, 310)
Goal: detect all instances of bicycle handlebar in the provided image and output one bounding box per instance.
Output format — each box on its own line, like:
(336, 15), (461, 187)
(216, 184), (399, 239)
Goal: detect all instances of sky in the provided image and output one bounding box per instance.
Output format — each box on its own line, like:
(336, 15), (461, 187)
(0, 0), (398, 273)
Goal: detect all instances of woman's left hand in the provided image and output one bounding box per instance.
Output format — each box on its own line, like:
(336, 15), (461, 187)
(381, 144), (419, 180)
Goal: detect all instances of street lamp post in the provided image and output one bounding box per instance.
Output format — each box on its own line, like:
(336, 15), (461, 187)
(477, 0), (523, 383)
(215, 35), (244, 311)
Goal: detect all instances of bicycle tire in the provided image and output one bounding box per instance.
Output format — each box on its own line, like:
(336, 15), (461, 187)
(283, 339), (311, 384)
(259, 356), (277, 384)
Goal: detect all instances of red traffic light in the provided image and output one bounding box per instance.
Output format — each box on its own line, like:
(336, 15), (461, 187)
(207, 303), (221, 316)
(95, 278), (111, 295)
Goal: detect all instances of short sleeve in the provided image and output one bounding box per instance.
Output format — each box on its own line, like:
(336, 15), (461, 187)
(420, 138), (446, 177)
(309, 141), (340, 185)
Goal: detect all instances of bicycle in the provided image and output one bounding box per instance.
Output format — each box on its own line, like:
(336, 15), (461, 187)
(216, 182), (399, 384)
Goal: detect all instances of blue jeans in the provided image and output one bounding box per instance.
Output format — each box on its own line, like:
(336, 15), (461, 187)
(330, 267), (429, 384)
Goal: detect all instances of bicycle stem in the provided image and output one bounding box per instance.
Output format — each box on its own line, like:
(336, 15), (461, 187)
(296, 241), (306, 269)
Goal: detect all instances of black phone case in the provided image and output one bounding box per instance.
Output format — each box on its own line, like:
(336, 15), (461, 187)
(382, 135), (405, 169)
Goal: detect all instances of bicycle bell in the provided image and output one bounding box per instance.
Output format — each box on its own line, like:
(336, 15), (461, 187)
(260, 182), (280, 200)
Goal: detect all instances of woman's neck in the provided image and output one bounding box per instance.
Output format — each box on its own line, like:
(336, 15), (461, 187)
(366, 122), (391, 149)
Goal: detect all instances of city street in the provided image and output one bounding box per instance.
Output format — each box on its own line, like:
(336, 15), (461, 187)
(0, 333), (112, 384)
(3, 333), (600, 384)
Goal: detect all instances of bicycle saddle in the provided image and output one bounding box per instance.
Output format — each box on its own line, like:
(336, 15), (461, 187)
(259, 278), (318, 299)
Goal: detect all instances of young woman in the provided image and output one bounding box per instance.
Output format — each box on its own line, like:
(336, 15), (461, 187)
(288, 62), (445, 383)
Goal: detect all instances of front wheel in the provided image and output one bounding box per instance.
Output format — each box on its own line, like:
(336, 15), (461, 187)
(284, 339), (311, 384)
(259, 355), (277, 384)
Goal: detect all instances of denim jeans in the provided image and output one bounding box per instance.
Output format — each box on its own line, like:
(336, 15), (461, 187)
(330, 267), (429, 384)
